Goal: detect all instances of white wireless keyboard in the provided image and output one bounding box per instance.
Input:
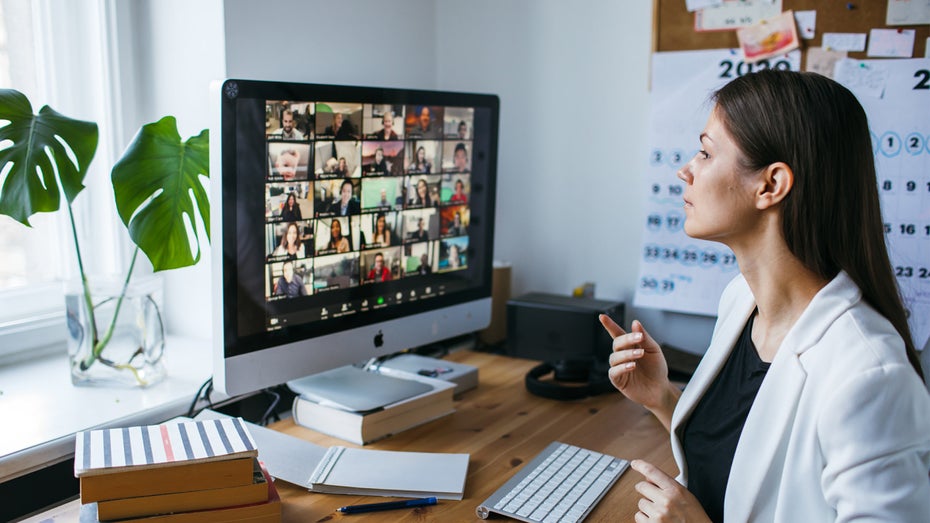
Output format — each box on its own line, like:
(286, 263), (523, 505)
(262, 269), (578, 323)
(476, 441), (629, 523)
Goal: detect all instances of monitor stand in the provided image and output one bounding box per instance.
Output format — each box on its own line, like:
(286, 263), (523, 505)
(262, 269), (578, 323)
(286, 364), (433, 412)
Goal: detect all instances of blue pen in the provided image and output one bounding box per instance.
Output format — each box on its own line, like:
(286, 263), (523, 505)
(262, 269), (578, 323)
(337, 496), (438, 514)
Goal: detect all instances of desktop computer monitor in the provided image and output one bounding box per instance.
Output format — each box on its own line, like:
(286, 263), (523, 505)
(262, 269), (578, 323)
(210, 79), (499, 397)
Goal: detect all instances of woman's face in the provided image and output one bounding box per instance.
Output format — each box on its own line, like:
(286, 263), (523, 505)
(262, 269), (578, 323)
(417, 180), (427, 198)
(287, 194), (296, 207)
(417, 147), (426, 162)
(338, 158), (347, 169)
(454, 149), (467, 171)
(331, 219), (342, 239)
(341, 182), (353, 203)
(677, 107), (762, 244)
(449, 245), (460, 266)
(377, 215), (386, 232)
(286, 224), (298, 246)
(455, 181), (464, 194)
(375, 149), (384, 162)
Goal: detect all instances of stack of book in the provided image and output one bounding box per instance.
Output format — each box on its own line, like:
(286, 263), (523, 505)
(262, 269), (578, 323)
(292, 371), (456, 445)
(74, 417), (281, 522)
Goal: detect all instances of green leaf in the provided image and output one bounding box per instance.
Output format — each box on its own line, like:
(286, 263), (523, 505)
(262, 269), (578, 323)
(0, 89), (98, 225)
(111, 116), (209, 272)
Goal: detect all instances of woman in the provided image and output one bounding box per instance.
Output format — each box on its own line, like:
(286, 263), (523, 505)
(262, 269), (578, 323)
(448, 211), (465, 236)
(326, 218), (349, 254)
(602, 70), (930, 522)
(408, 146), (431, 173)
(280, 192), (302, 221)
(334, 156), (349, 176)
(372, 111), (398, 140)
(369, 147), (388, 175)
(372, 212), (391, 247)
(409, 178), (433, 207)
(272, 222), (302, 259)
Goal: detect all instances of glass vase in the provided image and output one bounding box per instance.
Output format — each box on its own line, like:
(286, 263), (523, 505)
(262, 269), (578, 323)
(66, 275), (166, 388)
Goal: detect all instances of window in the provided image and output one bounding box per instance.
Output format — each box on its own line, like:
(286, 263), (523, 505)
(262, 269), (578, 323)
(0, 0), (126, 362)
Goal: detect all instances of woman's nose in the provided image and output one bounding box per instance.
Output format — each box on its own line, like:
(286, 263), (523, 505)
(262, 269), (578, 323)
(677, 164), (693, 184)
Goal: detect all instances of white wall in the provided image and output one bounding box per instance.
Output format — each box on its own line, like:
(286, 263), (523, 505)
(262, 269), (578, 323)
(132, 0), (717, 353)
(118, 0), (226, 340)
(223, 0), (438, 88)
(431, 2), (714, 352)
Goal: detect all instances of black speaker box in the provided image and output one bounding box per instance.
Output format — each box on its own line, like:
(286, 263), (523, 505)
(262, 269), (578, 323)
(506, 293), (624, 400)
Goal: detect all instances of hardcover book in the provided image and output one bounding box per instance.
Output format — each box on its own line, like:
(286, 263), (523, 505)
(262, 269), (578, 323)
(291, 373), (455, 445)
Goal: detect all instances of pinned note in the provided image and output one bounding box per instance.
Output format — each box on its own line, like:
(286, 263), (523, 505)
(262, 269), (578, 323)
(867, 28), (916, 58)
(822, 32), (867, 52)
(833, 59), (889, 99)
(805, 47), (847, 79)
(686, 0), (723, 13)
(886, 0), (930, 25)
(695, 0), (782, 32)
(793, 10), (816, 40)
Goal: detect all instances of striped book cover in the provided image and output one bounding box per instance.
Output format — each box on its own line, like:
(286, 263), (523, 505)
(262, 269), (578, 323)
(74, 417), (258, 477)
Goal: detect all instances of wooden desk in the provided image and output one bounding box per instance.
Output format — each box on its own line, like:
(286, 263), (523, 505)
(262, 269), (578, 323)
(270, 351), (677, 522)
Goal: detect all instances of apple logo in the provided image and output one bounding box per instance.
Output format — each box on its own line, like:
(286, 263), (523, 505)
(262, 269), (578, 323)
(373, 330), (384, 347)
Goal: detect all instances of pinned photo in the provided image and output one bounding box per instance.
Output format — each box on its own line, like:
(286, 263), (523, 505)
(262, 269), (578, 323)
(737, 10), (800, 63)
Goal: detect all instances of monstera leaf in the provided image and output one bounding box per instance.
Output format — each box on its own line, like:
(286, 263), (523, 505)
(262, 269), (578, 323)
(0, 89), (98, 225)
(111, 117), (209, 271)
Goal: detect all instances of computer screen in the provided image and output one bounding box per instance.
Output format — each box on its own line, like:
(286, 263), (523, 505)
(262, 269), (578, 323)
(211, 79), (499, 396)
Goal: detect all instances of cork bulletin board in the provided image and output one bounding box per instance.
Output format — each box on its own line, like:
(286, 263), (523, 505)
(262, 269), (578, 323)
(653, 0), (929, 60)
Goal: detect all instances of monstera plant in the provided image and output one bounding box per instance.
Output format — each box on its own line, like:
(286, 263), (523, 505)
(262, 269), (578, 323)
(0, 88), (209, 385)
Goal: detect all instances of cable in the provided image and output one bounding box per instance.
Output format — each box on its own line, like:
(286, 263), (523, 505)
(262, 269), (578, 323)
(186, 377), (214, 418)
(258, 387), (281, 426)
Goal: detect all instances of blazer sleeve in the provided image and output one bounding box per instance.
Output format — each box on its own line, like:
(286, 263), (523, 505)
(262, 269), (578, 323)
(818, 363), (930, 521)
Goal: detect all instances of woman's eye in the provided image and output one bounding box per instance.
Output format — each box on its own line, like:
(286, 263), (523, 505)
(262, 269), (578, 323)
(699, 150), (710, 160)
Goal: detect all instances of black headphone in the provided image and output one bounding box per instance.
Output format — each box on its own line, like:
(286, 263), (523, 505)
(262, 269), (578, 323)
(524, 359), (614, 401)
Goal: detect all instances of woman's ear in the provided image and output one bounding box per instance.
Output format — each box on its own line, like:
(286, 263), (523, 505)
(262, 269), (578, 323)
(756, 162), (794, 210)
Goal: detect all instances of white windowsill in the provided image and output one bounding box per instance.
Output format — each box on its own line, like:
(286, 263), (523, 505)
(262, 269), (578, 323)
(0, 336), (225, 483)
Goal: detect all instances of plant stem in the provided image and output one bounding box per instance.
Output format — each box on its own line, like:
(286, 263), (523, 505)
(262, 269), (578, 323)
(92, 247), (140, 361)
(67, 201), (98, 366)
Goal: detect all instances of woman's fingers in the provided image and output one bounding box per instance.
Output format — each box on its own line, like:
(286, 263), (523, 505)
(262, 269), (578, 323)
(631, 320), (661, 353)
(609, 348), (644, 367)
(599, 313), (626, 339)
(631, 459), (678, 491)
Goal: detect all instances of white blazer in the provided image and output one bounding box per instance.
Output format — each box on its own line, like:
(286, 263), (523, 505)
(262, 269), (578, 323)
(670, 272), (930, 522)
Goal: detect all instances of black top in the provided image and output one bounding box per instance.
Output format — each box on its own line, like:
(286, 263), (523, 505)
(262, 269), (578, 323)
(682, 311), (770, 523)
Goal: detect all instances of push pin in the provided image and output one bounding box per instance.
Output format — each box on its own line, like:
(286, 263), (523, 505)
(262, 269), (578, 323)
(846, 3), (855, 10)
